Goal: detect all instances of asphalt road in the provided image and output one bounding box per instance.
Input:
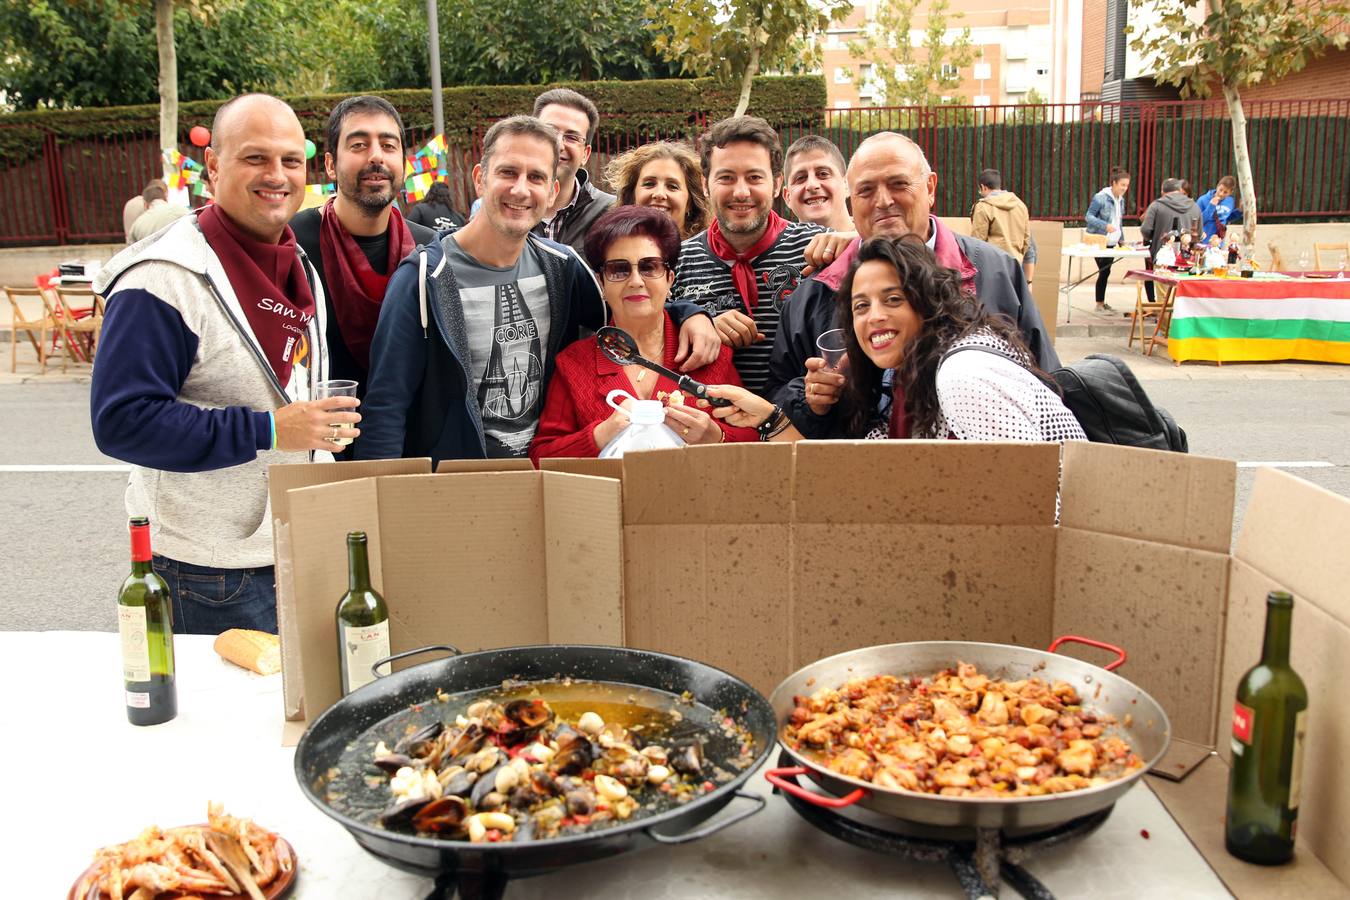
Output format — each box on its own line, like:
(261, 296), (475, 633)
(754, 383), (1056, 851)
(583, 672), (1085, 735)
(3, 361), (1348, 633)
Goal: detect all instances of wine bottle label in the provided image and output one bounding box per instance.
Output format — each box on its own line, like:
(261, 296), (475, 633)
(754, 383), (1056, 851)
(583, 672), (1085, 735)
(342, 620), (391, 694)
(1289, 708), (1308, 811)
(1232, 700), (1255, 745)
(126, 690), (151, 709)
(118, 605), (151, 683)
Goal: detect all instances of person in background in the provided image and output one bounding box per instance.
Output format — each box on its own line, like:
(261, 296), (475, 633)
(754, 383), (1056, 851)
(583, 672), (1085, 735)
(970, 167), (1033, 280)
(128, 180), (189, 243)
(1197, 175), (1238, 243)
(123, 178), (165, 242)
(604, 141), (710, 239)
(290, 96), (438, 399)
(530, 206), (756, 462)
(711, 236), (1084, 444)
(1139, 177), (1202, 300)
(782, 135), (852, 232)
(408, 180), (466, 230)
(1084, 166), (1131, 313)
(92, 94), (355, 635)
(530, 88), (616, 255)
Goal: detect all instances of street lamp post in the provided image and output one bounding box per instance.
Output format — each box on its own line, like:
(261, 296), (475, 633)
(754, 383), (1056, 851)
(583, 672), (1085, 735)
(427, 0), (444, 139)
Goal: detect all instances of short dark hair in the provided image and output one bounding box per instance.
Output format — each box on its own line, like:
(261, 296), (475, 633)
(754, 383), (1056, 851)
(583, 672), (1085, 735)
(785, 135), (846, 180)
(1217, 174), (1237, 191)
(532, 88), (599, 143)
(978, 168), (1002, 190)
(480, 115), (560, 172)
(584, 205), (682, 273)
(142, 179), (168, 203)
(1110, 166), (1130, 184)
(697, 116), (783, 179)
(1161, 177), (1184, 194)
(325, 95), (405, 158)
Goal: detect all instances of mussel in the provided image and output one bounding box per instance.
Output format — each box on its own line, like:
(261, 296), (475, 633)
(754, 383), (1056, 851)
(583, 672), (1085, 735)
(394, 721), (444, 758)
(379, 796), (430, 828)
(372, 752), (416, 774)
(504, 698), (554, 729)
(551, 730), (594, 776)
(471, 760), (509, 807)
(441, 768), (478, 798)
(441, 722), (487, 762)
(411, 796), (469, 834)
(670, 741), (705, 777)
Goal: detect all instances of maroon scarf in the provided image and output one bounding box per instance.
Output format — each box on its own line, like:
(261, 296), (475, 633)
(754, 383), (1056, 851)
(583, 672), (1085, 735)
(706, 210), (790, 312)
(198, 205), (316, 387)
(888, 380), (910, 439)
(318, 198), (415, 371)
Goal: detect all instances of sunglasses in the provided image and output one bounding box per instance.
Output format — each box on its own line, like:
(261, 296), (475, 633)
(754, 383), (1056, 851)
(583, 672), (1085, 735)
(600, 257), (670, 282)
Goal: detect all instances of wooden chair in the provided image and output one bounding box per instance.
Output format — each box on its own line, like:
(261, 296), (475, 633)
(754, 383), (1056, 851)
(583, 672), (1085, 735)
(1145, 281), (1177, 358)
(4, 285), (57, 373)
(53, 285), (102, 365)
(1314, 241), (1349, 271)
(1267, 242), (1285, 272)
(1128, 279), (1167, 353)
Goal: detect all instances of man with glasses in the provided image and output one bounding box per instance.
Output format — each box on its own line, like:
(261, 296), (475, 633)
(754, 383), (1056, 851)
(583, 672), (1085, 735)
(530, 88), (616, 256)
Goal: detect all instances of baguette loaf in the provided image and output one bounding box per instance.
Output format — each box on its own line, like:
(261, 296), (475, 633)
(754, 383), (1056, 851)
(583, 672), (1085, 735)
(214, 628), (281, 675)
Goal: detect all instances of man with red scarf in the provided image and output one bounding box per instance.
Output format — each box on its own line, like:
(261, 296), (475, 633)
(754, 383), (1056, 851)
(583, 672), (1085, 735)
(668, 116), (829, 395)
(290, 96), (438, 401)
(92, 94), (356, 635)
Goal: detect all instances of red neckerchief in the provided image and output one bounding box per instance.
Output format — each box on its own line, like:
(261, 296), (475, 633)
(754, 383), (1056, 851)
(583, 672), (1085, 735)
(318, 198), (415, 372)
(705, 210), (790, 312)
(197, 205), (315, 386)
(888, 378), (910, 439)
(815, 236), (862, 291)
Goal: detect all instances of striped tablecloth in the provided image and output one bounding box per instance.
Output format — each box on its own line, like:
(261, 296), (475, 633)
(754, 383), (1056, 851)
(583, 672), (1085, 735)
(1126, 271), (1350, 364)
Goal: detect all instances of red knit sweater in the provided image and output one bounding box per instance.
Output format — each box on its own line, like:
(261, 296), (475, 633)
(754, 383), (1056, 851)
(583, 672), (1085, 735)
(529, 312), (758, 463)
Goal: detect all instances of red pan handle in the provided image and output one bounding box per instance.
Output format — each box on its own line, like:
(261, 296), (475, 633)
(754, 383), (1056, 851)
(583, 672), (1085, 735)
(1048, 635), (1127, 671)
(764, 766), (866, 808)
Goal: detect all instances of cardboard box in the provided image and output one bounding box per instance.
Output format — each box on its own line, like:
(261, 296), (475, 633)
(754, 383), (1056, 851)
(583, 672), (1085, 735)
(270, 444), (1350, 894)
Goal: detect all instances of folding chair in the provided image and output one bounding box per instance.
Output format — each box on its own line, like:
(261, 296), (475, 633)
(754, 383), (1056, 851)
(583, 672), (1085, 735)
(54, 285), (101, 365)
(1128, 278), (1166, 352)
(4, 285), (57, 373)
(1266, 242), (1285, 273)
(1145, 281), (1176, 358)
(1313, 241), (1349, 271)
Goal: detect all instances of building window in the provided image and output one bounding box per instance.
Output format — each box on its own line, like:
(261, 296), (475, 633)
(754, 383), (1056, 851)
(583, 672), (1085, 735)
(974, 95), (991, 106)
(940, 64), (960, 79)
(1035, 66), (1050, 76)
(834, 100), (853, 109)
(973, 62), (992, 81)
(834, 67), (851, 84)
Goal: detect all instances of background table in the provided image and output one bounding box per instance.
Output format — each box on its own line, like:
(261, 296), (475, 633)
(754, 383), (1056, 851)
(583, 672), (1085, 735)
(1125, 270), (1350, 364)
(1060, 245), (1151, 321)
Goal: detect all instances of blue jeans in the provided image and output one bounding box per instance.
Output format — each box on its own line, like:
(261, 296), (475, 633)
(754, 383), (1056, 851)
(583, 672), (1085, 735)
(152, 555), (277, 635)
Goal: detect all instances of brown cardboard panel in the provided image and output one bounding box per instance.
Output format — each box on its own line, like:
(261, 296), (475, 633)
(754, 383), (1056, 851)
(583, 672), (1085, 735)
(274, 521), (302, 720)
(542, 472), (624, 645)
(435, 458), (534, 473)
(794, 442), (1059, 526)
(791, 524), (1056, 670)
(540, 457), (624, 480)
(285, 477), (384, 724)
(1053, 528), (1229, 746)
(1028, 220), (1062, 343)
(623, 524), (793, 696)
(268, 458), (430, 526)
(375, 473), (550, 658)
(1222, 556), (1350, 888)
(1059, 443), (1235, 553)
(1235, 467), (1350, 628)
(1148, 738), (1214, 782)
(621, 443), (794, 526)
(1149, 758), (1348, 898)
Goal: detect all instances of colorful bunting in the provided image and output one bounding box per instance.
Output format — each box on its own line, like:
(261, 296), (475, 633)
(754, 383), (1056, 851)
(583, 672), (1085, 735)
(403, 134), (451, 201)
(161, 149), (205, 191)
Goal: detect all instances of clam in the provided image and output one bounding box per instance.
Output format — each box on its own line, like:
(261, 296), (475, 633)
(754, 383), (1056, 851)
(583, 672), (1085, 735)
(565, 788), (595, 816)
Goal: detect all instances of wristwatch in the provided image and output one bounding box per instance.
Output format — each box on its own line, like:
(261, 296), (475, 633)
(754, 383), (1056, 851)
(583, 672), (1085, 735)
(757, 405), (787, 441)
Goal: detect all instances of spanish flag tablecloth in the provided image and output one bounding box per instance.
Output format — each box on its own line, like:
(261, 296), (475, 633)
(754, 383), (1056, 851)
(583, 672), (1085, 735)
(1130, 272), (1350, 364)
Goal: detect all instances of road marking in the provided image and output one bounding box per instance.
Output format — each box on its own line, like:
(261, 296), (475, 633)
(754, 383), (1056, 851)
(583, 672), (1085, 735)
(1236, 461), (1335, 469)
(0, 464), (131, 472)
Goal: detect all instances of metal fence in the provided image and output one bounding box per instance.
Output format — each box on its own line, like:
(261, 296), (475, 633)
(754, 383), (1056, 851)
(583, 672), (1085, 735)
(2, 98), (1348, 247)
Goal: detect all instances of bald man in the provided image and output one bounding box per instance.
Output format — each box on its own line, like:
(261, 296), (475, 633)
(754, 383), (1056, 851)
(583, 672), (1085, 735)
(92, 93), (357, 635)
(767, 132), (1057, 436)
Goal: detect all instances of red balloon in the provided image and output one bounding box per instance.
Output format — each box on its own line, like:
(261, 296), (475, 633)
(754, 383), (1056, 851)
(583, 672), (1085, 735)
(189, 125), (211, 147)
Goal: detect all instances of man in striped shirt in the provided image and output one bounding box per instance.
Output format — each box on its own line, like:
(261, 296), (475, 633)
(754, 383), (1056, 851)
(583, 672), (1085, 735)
(668, 116), (825, 395)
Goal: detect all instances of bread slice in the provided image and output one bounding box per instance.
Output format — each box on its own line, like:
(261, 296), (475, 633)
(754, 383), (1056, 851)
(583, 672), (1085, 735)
(214, 628), (281, 675)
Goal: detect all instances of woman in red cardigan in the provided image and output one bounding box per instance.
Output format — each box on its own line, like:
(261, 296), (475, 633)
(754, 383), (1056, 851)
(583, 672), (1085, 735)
(530, 206), (757, 462)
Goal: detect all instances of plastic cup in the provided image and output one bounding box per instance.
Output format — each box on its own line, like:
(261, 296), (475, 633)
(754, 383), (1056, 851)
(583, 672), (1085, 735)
(317, 379), (358, 446)
(816, 329), (849, 371)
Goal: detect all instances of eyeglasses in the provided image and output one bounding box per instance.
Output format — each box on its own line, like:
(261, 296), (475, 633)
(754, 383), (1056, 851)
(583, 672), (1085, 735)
(559, 131), (588, 146)
(600, 257), (669, 282)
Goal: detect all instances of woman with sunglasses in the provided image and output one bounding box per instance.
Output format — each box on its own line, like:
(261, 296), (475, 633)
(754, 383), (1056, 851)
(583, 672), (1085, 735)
(529, 206), (756, 462)
(708, 236), (1085, 444)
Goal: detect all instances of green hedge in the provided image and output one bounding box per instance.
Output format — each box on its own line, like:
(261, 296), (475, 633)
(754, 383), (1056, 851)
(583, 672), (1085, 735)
(0, 76), (826, 164)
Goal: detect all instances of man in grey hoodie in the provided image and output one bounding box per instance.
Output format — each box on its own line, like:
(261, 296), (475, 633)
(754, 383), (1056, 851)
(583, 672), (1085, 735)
(1139, 178), (1202, 301)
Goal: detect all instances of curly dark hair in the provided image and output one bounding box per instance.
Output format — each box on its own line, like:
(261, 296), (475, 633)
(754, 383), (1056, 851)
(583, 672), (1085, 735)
(835, 236), (1041, 439)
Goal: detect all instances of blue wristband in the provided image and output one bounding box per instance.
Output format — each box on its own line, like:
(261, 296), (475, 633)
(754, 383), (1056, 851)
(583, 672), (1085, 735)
(269, 411), (277, 451)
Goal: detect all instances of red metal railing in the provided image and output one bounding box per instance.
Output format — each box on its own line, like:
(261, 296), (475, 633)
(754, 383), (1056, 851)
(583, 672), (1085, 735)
(2, 98), (1347, 247)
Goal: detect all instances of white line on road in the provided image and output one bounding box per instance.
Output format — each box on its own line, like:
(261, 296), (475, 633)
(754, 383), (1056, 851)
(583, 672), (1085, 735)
(0, 464), (131, 472)
(1236, 461), (1336, 469)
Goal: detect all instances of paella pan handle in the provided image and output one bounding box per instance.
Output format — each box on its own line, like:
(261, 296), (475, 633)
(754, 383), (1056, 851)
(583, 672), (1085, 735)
(644, 790), (766, 845)
(1047, 635), (1127, 671)
(763, 766), (866, 808)
(370, 644), (462, 680)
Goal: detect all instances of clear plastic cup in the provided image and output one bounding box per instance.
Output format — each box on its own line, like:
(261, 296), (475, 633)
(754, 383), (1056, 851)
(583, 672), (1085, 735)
(816, 329), (849, 371)
(317, 379), (358, 446)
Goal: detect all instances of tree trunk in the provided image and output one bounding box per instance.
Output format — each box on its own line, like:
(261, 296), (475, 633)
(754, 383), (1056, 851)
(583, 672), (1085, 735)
(155, 0), (178, 182)
(733, 40), (761, 117)
(1221, 75), (1257, 249)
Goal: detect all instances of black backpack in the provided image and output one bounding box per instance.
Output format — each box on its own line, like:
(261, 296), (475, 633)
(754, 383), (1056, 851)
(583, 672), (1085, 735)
(941, 347), (1188, 452)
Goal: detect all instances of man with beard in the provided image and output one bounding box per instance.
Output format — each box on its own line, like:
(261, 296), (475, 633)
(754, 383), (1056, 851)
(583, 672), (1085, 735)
(291, 96), (438, 397)
(357, 116), (719, 463)
(529, 88), (615, 256)
(767, 132), (1057, 436)
(668, 116), (830, 395)
(91, 94), (356, 634)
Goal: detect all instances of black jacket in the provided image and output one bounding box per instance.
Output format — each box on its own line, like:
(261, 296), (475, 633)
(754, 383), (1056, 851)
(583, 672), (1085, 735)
(768, 229), (1060, 438)
(531, 168), (616, 256)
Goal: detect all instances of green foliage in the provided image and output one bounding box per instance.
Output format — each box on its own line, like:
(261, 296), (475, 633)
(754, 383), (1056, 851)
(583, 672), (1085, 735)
(1007, 87), (1050, 124)
(849, 0), (979, 106)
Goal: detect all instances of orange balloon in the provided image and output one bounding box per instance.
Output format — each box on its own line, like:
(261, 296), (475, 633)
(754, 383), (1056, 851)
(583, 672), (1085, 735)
(189, 126), (211, 147)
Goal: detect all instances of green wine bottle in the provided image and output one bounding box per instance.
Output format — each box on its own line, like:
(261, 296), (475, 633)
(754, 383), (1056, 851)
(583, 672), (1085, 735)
(336, 531), (390, 695)
(118, 517), (177, 726)
(1225, 590), (1309, 864)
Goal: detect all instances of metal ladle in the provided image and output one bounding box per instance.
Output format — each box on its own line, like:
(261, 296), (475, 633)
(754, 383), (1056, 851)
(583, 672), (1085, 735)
(595, 326), (733, 407)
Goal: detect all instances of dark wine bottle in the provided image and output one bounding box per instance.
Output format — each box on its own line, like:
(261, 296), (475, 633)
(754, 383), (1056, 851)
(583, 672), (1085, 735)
(336, 531), (390, 695)
(118, 517), (177, 725)
(1225, 590), (1309, 864)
